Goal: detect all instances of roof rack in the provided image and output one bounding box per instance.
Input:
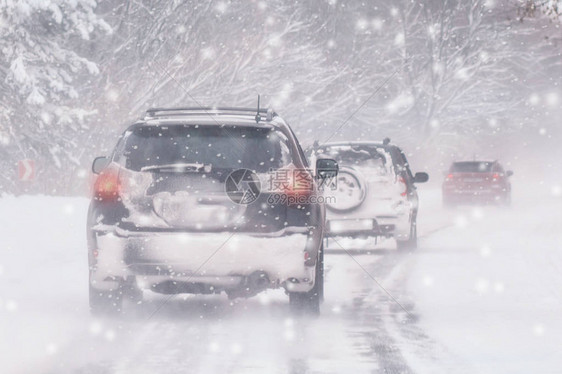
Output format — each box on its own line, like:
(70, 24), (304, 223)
(145, 107), (276, 120)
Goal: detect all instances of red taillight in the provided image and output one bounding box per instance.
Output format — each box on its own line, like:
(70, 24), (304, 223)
(285, 177), (314, 197)
(398, 176), (407, 197)
(446, 173), (454, 180)
(94, 171), (121, 202)
(492, 173), (500, 179)
(284, 184), (314, 206)
(277, 169), (315, 206)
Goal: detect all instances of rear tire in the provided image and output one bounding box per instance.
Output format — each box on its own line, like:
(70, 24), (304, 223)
(318, 245), (324, 303)
(502, 193), (512, 207)
(397, 219), (417, 251)
(289, 251), (323, 315)
(89, 283), (123, 315)
(289, 288), (320, 315)
(122, 277), (143, 304)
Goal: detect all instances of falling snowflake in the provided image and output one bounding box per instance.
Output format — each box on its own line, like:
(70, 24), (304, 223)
(372, 18), (383, 31)
(529, 93), (540, 105)
(455, 68), (469, 81)
(471, 208), (484, 220)
(356, 18), (368, 31)
(493, 282), (504, 293)
(200, 47), (216, 60)
(106, 89), (119, 102)
(230, 343), (243, 354)
(46, 343), (58, 355)
(546, 92), (559, 107)
(475, 278), (489, 294)
(5, 299), (18, 312)
(533, 324), (545, 337)
(394, 32), (405, 46)
(63, 204), (75, 215)
(454, 215), (468, 228)
(215, 1), (228, 13)
(104, 329), (116, 341)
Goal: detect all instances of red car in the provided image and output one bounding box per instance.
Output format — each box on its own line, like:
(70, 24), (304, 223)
(442, 161), (513, 206)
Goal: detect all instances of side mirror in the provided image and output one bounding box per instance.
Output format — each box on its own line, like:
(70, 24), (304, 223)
(92, 156), (109, 174)
(506, 170), (513, 177)
(414, 172), (429, 183)
(316, 158), (338, 181)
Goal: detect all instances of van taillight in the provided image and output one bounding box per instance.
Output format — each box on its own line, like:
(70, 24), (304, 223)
(94, 171), (121, 202)
(398, 176), (408, 197)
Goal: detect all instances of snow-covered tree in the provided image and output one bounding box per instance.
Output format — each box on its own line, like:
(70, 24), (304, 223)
(0, 0), (111, 193)
(518, 0), (562, 22)
(1, 0), (560, 194)
(86, 1), (346, 142)
(293, 0), (561, 166)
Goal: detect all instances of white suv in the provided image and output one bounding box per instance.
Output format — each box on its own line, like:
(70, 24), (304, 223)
(310, 140), (428, 250)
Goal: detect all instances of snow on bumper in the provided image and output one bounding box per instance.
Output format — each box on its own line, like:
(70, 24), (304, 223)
(326, 214), (410, 239)
(90, 228), (316, 293)
(325, 197), (413, 239)
(443, 187), (506, 202)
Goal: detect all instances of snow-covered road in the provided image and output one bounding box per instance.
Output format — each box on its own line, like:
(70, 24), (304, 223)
(1, 183), (561, 374)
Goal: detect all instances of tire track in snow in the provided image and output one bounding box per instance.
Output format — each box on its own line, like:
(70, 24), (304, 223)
(349, 250), (416, 374)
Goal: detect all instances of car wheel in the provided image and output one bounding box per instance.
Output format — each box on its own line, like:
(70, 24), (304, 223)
(122, 277), (143, 304)
(397, 219), (417, 251)
(89, 282), (123, 315)
(502, 192), (512, 207)
(289, 252), (322, 315)
(318, 244), (324, 303)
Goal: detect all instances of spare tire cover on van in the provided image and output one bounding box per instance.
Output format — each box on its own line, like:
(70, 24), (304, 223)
(326, 166), (366, 212)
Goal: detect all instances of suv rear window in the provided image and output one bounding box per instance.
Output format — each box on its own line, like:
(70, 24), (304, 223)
(451, 162), (493, 173)
(316, 145), (392, 174)
(115, 125), (292, 172)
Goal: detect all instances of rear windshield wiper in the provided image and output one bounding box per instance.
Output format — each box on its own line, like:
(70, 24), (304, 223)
(141, 163), (211, 173)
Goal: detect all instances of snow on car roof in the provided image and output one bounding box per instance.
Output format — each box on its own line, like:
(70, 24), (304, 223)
(322, 141), (386, 147)
(141, 115), (277, 129)
(453, 160), (496, 164)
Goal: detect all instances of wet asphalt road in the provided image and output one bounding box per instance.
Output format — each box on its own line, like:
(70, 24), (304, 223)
(37, 241), (452, 374)
(8, 189), (560, 374)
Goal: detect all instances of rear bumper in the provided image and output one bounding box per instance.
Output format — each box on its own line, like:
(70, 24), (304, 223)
(442, 188), (508, 202)
(325, 215), (409, 239)
(90, 226), (318, 294)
